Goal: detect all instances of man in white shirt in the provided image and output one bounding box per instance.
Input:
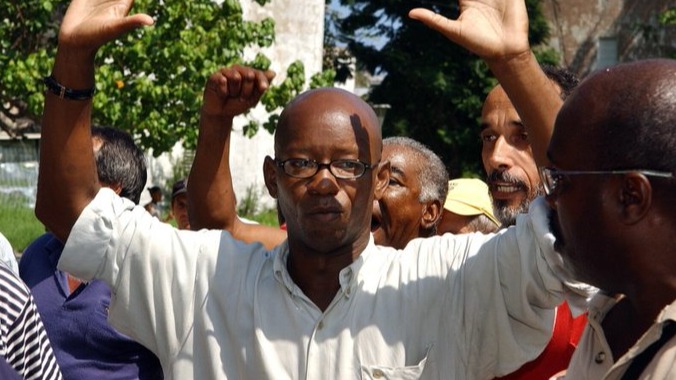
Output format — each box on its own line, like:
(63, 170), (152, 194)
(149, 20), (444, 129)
(413, 6), (676, 380)
(36, 0), (590, 379)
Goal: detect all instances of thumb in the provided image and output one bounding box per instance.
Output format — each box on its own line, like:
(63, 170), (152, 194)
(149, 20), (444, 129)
(112, 13), (154, 36)
(408, 9), (461, 43)
(264, 70), (276, 83)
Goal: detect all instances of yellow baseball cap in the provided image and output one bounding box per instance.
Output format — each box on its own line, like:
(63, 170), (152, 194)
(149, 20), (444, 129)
(443, 178), (500, 227)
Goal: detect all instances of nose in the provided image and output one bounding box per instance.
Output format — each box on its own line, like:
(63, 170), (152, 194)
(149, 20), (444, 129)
(486, 136), (514, 171)
(306, 165), (339, 195)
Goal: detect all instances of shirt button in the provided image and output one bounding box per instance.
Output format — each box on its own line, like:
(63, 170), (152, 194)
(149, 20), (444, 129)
(372, 369), (384, 378)
(317, 321), (324, 330)
(595, 351), (606, 364)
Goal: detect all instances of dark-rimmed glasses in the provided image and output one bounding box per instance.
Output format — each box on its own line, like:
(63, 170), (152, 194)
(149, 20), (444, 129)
(275, 158), (376, 179)
(539, 167), (674, 196)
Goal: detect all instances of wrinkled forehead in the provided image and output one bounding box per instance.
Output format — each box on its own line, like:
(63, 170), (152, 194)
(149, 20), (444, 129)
(383, 144), (422, 174)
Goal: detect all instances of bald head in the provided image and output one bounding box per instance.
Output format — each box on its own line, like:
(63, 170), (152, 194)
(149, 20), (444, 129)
(554, 59), (676, 172)
(275, 88), (382, 163)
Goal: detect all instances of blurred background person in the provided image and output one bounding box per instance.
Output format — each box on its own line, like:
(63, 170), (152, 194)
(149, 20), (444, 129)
(143, 185), (163, 218)
(437, 178), (500, 235)
(169, 179), (190, 230)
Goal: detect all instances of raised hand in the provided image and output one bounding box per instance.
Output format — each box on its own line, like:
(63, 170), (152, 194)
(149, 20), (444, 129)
(201, 65), (276, 120)
(409, 0), (529, 61)
(58, 0), (153, 55)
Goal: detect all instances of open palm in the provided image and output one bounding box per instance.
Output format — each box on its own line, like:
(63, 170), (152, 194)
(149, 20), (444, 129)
(59, 0), (153, 53)
(409, 0), (529, 60)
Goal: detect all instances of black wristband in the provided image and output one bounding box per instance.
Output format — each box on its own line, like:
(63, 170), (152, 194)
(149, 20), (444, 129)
(43, 75), (96, 101)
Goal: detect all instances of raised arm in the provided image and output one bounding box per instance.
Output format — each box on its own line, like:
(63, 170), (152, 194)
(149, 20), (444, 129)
(188, 66), (288, 249)
(35, 0), (153, 241)
(409, 0), (562, 165)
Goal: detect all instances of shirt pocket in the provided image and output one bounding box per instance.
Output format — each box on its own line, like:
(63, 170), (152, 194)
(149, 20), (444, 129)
(360, 349), (429, 380)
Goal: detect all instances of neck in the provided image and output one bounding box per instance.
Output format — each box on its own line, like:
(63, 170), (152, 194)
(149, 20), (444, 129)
(286, 236), (369, 311)
(603, 276), (675, 360)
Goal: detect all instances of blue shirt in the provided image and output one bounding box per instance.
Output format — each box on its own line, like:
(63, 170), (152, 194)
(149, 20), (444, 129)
(0, 355), (22, 380)
(19, 233), (163, 380)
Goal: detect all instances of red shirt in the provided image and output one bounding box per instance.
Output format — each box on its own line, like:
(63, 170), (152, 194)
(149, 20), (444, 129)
(495, 301), (587, 380)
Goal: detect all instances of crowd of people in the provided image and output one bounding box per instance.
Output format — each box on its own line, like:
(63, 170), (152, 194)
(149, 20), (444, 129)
(0, 0), (673, 379)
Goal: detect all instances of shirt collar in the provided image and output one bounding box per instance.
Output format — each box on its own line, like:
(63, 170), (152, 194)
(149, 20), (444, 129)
(271, 234), (377, 299)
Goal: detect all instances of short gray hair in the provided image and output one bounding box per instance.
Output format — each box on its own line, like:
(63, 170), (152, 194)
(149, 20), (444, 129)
(383, 137), (448, 204)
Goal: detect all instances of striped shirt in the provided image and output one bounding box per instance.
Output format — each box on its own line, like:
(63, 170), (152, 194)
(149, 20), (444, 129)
(0, 264), (62, 380)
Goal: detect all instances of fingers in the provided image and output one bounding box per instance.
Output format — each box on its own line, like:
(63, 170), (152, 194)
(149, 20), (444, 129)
(208, 65), (275, 101)
(202, 65), (276, 118)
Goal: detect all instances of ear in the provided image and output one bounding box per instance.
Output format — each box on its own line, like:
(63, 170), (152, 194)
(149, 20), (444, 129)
(106, 182), (123, 196)
(421, 200), (442, 230)
(263, 156), (278, 199)
(373, 160), (390, 201)
(617, 173), (652, 225)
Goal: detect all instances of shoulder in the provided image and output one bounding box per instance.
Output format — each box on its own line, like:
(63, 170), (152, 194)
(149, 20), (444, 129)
(0, 264), (30, 304)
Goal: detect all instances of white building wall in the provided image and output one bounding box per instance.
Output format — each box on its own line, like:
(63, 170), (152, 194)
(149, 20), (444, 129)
(142, 0), (325, 212)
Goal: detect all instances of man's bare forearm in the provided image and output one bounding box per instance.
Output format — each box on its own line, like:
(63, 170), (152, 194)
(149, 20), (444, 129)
(488, 52), (563, 166)
(188, 112), (238, 231)
(36, 48), (100, 242)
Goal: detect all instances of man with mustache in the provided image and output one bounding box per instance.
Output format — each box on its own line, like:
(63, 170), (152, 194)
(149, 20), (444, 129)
(477, 66), (587, 380)
(480, 66), (578, 227)
(413, 4), (675, 380)
(36, 0), (591, 378)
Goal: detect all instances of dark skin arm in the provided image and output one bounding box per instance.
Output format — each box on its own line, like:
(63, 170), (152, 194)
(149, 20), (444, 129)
(35, 0), (153, 241)
(188, 66), (288, 250)
(409, 0), (562, 166)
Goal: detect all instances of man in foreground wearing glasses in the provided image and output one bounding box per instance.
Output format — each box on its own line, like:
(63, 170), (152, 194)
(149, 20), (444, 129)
(36, 0), (594, 378)
(540, 59), (676, 379)
(416, 6), (675, 378)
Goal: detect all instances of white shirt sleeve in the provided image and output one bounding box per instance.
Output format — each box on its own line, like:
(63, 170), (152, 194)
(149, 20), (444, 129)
(420, 197), (594, 378)
(0, 232), (18, 275)
(58, 188), (221, 361)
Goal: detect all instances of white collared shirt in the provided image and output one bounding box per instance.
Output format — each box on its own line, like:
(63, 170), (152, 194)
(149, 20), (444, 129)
(59, 189), (588, 379)
(565, 295), (675, 380)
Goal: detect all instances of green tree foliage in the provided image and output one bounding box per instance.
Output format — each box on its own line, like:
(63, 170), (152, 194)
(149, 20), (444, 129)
(329, 0), (558, 177)
(659, 6), (676, 58)
(1, 0), (332, 155)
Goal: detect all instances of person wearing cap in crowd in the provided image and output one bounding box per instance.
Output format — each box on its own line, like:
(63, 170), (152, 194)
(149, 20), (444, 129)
(169, 179), (190, 230)
(437, 178), (501, 235)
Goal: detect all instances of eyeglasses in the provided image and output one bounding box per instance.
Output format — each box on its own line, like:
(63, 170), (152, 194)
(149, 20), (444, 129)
(274, 158), (377, 179)
(539, 167), (674, 196)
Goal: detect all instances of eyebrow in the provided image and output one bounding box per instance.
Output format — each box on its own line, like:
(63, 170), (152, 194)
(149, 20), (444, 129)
(479, 119), (525, 131)
(390, 165), (406, 177)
